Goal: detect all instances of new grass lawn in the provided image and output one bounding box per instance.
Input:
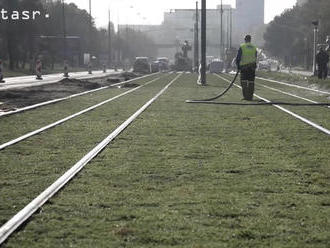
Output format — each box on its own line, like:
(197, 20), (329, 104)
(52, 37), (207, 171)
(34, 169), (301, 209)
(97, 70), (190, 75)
(1, 73), (330, 247)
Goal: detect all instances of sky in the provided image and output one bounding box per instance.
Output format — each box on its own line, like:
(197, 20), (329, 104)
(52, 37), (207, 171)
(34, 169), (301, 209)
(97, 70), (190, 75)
(67, 0), (297, 28)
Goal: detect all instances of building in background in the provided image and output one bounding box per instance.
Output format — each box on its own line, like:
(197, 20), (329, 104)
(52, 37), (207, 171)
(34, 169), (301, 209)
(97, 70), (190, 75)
(160, 6), (232, 60)
(119, 0), (265, 62)
(120, 5), (232, 62)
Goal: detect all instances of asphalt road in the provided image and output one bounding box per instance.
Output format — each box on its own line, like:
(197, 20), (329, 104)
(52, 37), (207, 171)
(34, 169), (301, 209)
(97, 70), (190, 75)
(0, 70), (121, 91)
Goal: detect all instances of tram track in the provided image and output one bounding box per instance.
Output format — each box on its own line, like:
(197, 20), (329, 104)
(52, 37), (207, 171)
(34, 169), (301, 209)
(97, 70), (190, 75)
(0, 73), (181, 245)
(1, 73), (329, 247)
(256, 76), (330, 95)
(221, 73), (329, 105)
(215, 74), (330, 136)
(0, 74), (167, 151)
(0, 73), (157, 118)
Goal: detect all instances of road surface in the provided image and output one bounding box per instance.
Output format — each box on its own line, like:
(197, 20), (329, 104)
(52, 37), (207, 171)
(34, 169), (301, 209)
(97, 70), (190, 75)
(0, 70), (121, 91)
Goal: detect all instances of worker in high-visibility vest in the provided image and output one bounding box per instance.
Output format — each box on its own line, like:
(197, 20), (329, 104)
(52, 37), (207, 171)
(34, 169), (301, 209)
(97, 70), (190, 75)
(36, 59), (43, 80)
(0, 60), (5, 83)
(63, 60), (69, 78)
(236, 35), (257, 100)
(88, 62), (92, 74)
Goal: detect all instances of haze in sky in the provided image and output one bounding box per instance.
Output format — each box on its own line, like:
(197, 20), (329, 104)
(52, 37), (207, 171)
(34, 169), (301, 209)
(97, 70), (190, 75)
(67, 0), (297, 27)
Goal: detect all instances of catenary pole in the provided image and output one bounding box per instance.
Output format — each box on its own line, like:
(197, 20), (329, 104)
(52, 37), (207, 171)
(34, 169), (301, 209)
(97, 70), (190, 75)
(89, 0), (92, 53)
(201, 0), (206, 85)
(220, 0), (223, 59)
(108, 10), (111, 67)
(226, 7), (229, 51)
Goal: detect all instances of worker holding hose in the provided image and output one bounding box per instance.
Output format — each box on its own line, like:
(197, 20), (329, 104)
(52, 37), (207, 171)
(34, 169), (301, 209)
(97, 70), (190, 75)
(236, 35), (257, 100)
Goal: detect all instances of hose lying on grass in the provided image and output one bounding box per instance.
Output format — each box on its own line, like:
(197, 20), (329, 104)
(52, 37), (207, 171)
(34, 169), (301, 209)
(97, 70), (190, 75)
(186, 71), (330, 107)
(186, 71), (239, 103)
(186, 101), (330, 106)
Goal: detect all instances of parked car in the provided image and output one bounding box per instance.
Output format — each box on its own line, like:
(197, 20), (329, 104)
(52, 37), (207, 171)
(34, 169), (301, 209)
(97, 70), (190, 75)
(258, 60), (271, 71)
(209, 59), (224, 73)
(133, 57), (151, 74)
(151, 61), (160, 73)
(157, 57), (170, 71)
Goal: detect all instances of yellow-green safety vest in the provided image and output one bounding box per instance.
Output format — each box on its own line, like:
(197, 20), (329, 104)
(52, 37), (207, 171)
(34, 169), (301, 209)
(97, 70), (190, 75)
(240, 43), (257, 66)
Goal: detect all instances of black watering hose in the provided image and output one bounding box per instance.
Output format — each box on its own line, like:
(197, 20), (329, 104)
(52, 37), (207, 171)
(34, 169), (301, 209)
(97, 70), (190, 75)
(185, 71), (239, 103)
(186, 101), (330, 106)
(185, 71), (330, 107)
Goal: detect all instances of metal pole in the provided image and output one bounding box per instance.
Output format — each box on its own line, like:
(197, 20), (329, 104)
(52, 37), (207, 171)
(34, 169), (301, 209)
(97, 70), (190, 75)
(196, 2), (199, 69)
(230, 7), (232, 48)
(62, 0), (67, 62)
(304, 38), (308, 70)
(117, 23), (121, 67)
(108, 10), (111, 67)
(220, 0), (223, 59)
(313, 26), (318, 76)
(201, 0), (206, 85)
(226, 9), (229, 51)
(194, 1), (199, 72)
(89, 0), (92, 52)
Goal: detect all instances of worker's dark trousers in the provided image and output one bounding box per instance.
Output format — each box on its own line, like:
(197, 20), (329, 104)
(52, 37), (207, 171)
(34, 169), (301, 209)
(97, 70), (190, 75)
(240, 65), (256, 100)
(318, 64), (328, 79)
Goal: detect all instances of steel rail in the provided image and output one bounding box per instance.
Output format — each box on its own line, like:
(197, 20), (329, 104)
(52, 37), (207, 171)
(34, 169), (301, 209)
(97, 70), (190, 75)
(215, 74), (330, 136)
(256, 83), (330, 109)
(256, 76), (330, 95)
(222, 74), (329, 108)
(0, 73), (157, 117)
(257, 83), (319, 104)
(0, 75), (165, 151)
(0, 73), (182, 245)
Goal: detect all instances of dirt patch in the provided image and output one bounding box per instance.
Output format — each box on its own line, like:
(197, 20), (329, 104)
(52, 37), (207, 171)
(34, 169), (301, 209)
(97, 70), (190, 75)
(107, 72), (140, 84)
(0, 73), (140, 112)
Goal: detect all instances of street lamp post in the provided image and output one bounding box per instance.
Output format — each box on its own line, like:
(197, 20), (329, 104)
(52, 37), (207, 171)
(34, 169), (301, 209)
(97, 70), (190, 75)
(229, 7), (232, 49)
(312, 21), (319, 76)
(89, 0), (92, 47)
(304, 37), (308, 70)
(108, 10), (112, 68)
(194, 1), (199, 72)
(62, 0), (68, 77)
(88, 0), (93, 74)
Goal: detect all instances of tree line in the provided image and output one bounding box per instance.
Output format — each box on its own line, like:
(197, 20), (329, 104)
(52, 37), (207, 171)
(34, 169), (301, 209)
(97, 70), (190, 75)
(0, 0), (156, 71)
(263, 0), (330, 68)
